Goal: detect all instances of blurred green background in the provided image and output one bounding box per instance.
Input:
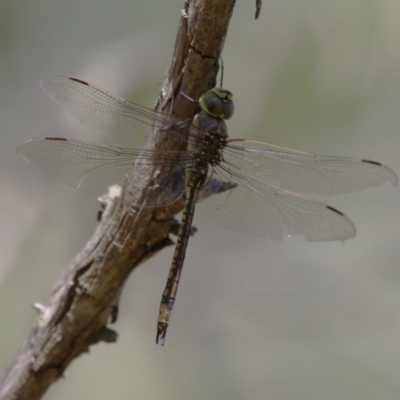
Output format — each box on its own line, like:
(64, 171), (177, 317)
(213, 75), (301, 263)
(1, 1), (400, 399)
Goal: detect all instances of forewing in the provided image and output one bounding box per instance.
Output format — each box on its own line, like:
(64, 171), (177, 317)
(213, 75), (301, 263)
(40, 76), (193, 148)
(224, 140), (398, 195)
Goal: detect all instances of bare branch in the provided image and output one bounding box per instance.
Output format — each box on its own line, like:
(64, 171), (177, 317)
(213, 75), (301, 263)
(0, 1), (237, 399)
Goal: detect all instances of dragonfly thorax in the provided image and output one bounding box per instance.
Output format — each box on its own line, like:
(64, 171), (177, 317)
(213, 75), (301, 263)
(200, 132), (227, 166)
(190, 107), (229, 167)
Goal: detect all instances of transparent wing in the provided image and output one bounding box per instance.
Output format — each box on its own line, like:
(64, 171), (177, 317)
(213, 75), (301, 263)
(40, 76), (199, 148)
(199, 162), (356, 241)
(224, 140), (398, 195)
(16, 137), (190, 207)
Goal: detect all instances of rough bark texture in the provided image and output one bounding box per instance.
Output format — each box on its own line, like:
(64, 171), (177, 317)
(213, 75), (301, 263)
(0, 0), (259, 398)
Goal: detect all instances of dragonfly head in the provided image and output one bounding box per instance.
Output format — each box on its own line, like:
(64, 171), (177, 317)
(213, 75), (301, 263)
(199, 88), (234, 120)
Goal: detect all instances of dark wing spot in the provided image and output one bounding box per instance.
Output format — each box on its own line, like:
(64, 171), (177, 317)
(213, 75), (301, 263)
(45, 137), (67, 141)
(362, 159), (381, 166)
(69, 77), (89, 85)
(326, 205), (344, 216)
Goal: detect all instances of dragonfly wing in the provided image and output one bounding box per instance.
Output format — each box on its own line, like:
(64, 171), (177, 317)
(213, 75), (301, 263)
(199, 163), (356, 241)
(225, 140), (398, 195)
(40, 76), (191, 149)
(17, 137), (187, 207)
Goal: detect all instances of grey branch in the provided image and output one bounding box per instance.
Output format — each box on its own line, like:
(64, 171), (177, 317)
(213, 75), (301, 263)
(0, 1), (237, 399)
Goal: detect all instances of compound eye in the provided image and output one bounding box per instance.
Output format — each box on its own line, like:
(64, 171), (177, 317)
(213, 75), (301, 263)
(221, 99), (234, 119)
(199, 88), (234, 119)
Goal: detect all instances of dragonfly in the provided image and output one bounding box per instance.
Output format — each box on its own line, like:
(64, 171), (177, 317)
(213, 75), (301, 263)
(17, 76), (398, 345)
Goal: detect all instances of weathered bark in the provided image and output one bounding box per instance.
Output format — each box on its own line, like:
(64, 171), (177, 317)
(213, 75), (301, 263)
(0, 0), (260, 398)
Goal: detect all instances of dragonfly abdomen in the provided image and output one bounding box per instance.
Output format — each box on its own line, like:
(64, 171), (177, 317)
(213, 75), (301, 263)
(156, 163), (208, 345)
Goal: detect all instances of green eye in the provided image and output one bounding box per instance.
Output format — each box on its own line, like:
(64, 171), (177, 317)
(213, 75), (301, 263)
(199, 88), (234, 119)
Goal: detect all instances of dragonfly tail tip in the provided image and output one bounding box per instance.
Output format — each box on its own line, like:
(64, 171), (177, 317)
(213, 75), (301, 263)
(156, 324), (167, 346)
